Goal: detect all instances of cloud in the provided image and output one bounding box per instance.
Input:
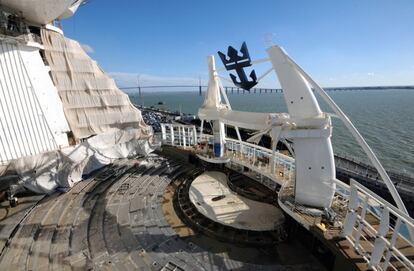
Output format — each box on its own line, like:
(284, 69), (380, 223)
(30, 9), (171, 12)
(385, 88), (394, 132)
(80, 43), (94, 53)
(367, 72), (375, 76)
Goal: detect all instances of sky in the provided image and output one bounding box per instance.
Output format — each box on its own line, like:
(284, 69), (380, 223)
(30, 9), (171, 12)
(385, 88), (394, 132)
(62, 0), (414, 89)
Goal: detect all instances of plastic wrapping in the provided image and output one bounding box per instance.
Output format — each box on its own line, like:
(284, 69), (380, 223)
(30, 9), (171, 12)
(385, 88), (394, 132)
(11, 128), (154, 194)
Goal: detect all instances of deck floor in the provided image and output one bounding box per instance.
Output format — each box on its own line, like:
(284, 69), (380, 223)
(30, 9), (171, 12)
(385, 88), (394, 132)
(0, 154), (323, 271)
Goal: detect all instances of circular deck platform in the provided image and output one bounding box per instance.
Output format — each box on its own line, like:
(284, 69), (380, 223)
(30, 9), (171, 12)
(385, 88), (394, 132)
(189, 171), (284, 231)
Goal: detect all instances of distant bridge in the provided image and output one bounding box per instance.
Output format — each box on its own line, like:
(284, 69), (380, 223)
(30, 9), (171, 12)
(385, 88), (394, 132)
(119, 85), (414, 96)
(119, 85), (281, 96)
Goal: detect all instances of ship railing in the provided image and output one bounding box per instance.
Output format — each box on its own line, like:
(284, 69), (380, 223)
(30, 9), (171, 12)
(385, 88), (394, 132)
(278, 177), (414, 270)
(341, 179), (414, 271)
(223, 137), (295, 187)
(160, 123), (295, 187)
(160, 123), (198, 149)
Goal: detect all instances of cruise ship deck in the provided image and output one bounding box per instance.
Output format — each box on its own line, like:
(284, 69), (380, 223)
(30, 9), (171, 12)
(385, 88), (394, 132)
(0, 153), (325, 271)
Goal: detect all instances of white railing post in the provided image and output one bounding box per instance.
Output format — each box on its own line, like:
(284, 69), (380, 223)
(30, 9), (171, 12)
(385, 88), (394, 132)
(161, 124), (166, 142)
(235, 126), (243, 155)
(182, 126), (186, 148)
(271, 140), (276, 174)
(170, 124), (175, 146)
(200, 120), (204, 142)
(381, 218), (401, 270)
(354, 194), (369, 252)
(178, 126), (182, 146)
(369, 209), (389, 267)
(342, 185), (359, 236)
(193, 126), (197, 145)
(339, 180), (414, 270)
(253, 148), (256, 166)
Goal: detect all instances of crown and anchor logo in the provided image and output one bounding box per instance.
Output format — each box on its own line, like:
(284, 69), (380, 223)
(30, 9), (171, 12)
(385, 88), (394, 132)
(218, 42), (258, 91)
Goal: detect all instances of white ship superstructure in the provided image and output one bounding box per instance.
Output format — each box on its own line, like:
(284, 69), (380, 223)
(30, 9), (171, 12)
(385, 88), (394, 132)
(0, 0), (153, 193)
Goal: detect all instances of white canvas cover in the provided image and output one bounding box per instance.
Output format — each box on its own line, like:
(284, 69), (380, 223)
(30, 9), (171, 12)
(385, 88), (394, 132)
(198, 55), (228, 121)
(200, 56), (222, 110)
(41, 29), (152, 141)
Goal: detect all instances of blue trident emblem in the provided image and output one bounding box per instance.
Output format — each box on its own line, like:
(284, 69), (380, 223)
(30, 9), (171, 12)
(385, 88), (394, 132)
(218, 42), (258, 90)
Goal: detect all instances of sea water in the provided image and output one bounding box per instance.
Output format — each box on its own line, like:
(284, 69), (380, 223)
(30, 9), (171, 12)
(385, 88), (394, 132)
(129, 89), (414, 176)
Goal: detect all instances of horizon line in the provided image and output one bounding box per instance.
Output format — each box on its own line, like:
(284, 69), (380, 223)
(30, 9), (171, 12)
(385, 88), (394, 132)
(118, 84), (414, 91)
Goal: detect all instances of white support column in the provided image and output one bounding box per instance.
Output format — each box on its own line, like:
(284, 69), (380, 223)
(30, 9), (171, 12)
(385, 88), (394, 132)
(200, 120), (204, 141)
(212, 121), (225, 158)
(267, 45), (335, 208)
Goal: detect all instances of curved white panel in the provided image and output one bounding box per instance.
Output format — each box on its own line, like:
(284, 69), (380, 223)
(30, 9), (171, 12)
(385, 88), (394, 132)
(267, 46), (335, 208)
(267, 46), (322, 119)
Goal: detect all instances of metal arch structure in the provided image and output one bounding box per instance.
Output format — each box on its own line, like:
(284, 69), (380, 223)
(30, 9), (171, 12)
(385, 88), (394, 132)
(274, 47), (409, 216)
(199, 44), (409, 214)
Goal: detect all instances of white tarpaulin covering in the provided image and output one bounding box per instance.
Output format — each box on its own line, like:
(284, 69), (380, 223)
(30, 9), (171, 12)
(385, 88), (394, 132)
(41, 29), (151, 141)
(11, 128), (153, 194)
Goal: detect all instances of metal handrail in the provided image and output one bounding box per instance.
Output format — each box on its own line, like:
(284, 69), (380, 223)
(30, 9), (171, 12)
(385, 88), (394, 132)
(341, 179), (414, 270)
(224, 137), (295, 163)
